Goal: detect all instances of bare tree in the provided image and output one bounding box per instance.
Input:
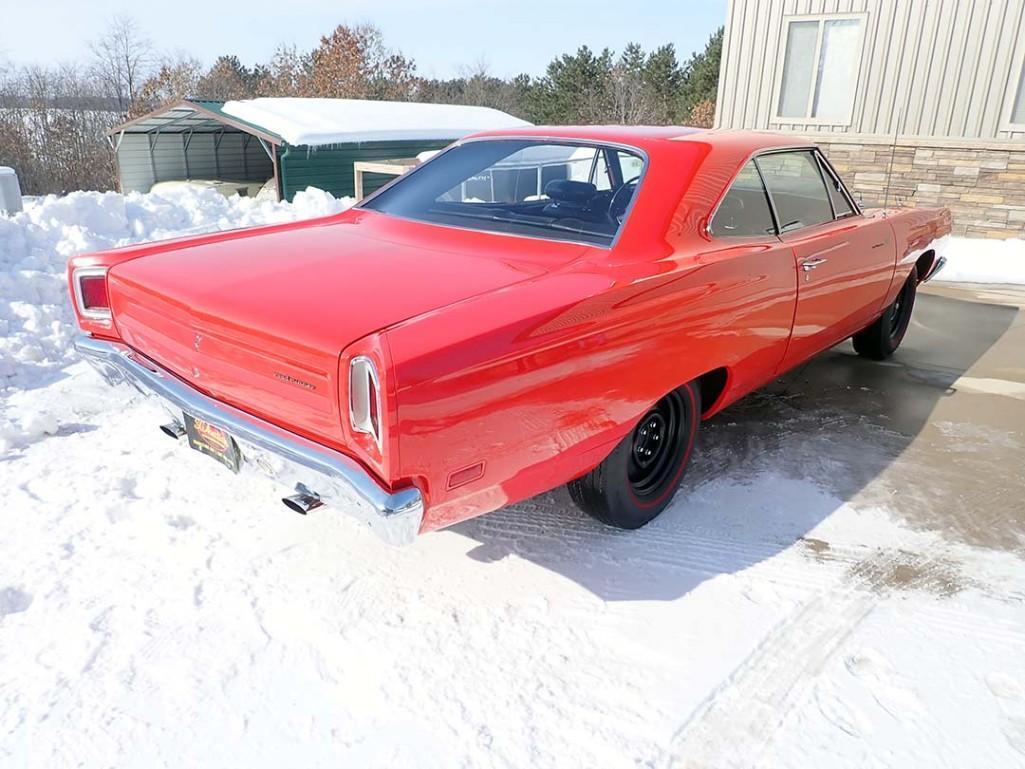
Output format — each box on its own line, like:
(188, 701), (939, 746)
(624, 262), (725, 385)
(132, 52), (202, 115)
(90, 16), (153, 115)
(0, 62), (120, 194)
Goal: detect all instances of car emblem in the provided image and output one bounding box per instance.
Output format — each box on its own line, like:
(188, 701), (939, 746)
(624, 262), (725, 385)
(193, 333), (202, 350)
(274, 372), (316, 391)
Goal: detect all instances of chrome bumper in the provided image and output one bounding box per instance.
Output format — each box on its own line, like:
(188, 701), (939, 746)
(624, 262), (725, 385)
(74, 336), (424, 546)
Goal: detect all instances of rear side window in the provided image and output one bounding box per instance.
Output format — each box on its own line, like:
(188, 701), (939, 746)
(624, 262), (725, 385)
(708, 161), (777, 238)
(756, 151), (834, 232)
(817, 155), (855, 217)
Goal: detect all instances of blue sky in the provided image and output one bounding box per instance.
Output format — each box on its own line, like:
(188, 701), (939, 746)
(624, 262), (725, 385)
(4, 0), (726, 79)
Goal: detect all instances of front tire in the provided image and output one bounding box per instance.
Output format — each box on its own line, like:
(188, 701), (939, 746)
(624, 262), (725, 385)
(568, 382), (701, 529)
(853, 267), (918, 360)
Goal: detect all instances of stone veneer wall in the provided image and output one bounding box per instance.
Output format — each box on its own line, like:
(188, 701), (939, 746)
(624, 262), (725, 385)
(807, 136), (1025, 239)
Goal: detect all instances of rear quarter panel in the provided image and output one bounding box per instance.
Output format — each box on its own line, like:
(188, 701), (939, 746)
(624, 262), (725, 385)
(877, 206), (953, 304)
(386, 235), (797, 532)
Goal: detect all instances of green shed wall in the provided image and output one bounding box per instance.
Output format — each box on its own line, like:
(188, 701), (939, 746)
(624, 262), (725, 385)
(277, 139), (452, 201)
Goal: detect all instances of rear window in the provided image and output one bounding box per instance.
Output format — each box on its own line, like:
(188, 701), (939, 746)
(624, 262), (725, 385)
(362, 140), (645, 247)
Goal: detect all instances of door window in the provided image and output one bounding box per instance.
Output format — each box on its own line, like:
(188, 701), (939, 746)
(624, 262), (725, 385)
(756, 151), (834, 232)
(817, 155), (855, 218)
(709, 161), (777, 238)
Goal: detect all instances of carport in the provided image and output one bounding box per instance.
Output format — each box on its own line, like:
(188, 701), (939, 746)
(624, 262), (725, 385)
(108, 98), (531, 201)
(108, 100), (280, 198)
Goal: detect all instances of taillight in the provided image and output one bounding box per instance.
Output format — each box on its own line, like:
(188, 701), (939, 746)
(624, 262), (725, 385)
(349, 356), (382, 448)
(73, 267), (111, 320)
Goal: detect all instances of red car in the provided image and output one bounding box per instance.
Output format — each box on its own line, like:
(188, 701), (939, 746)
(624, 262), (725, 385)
(69, 127), (951, 544)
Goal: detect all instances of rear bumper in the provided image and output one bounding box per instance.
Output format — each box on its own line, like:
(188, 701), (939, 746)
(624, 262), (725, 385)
(74, 335), (424, 545)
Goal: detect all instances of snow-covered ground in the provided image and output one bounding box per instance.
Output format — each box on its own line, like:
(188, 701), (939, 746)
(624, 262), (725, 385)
(934, 234), (1025, 285)
(0, 186), (351, 450)
(2, 190), (1025, 767)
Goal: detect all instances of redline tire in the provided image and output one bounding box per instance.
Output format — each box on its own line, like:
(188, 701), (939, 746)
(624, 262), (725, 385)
(853, 267), (918, 361)
(568, 381), (701, 529)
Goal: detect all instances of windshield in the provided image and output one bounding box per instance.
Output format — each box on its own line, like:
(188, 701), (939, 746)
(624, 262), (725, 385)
(362, 139), (645, 247)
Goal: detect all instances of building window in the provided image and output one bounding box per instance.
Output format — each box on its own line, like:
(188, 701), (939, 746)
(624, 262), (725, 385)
(1012, 60), (1025, 125)
(777, 15), (865, 123)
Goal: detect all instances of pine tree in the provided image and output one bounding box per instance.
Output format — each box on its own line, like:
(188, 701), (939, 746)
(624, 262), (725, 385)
(678, 28), (723, 123)
(527, 46), (613, 124)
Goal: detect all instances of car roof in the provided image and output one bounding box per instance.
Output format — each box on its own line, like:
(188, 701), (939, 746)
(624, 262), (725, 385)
(464, 126), (808, 155)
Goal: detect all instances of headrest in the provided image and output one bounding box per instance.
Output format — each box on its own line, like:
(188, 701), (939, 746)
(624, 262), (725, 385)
(544, 179), (597, 204)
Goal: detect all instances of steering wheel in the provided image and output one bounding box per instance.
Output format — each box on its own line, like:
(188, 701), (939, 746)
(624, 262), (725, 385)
(608, 175), (640, 225)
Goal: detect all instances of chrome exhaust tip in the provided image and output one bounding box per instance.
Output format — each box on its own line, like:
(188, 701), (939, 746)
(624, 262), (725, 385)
(282, 490), (324, 515)
(160, 420), (186, 440)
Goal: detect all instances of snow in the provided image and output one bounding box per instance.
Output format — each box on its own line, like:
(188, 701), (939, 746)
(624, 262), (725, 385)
(2, 383), (1024, 766)
(0, 167), (16, 177)
(935, 235), (1025, 285)
(221, 97), (531, 146)
(0, 185), (352, 396)
(2, 187), (1025, 767)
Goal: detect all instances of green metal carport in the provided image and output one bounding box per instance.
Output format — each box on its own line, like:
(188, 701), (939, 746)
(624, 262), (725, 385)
(108, 98), (531, 201)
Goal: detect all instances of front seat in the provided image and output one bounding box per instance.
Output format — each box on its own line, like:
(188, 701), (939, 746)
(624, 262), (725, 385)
(542, 179), (598, 221)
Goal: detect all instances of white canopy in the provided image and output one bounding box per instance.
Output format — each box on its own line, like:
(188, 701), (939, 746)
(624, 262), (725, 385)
(221, 98), (531, 147)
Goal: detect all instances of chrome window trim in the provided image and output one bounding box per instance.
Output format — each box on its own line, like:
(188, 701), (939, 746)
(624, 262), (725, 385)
(72, 266), (113, 321)
(705, 144), (816, 240)
(706, 159), (781, 239)
(706, 144), (866, 241)
(355, 135), (651, 251)
(814, 149), (862, 217)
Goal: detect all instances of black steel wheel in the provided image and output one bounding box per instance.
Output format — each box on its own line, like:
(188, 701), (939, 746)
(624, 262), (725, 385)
(568, 381), (701, 529)
(853, 267), (918, 361)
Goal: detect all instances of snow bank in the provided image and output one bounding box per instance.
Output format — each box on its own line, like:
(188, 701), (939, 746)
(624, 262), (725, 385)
(936, 235), (1025, 285)
(0, 186), (352, 395)
(222, 97), (530, 146)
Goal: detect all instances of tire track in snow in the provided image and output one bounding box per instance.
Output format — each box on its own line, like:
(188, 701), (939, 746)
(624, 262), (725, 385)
(663, 579), (876, 769)
(661, 544), (1025, 769)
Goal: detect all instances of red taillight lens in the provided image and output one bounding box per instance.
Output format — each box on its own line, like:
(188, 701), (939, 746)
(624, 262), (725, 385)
(73, 267), (111, 320)
(367, 373), (379, 437)
(349, 356), (382, 449)
(80, 275), (109, 311)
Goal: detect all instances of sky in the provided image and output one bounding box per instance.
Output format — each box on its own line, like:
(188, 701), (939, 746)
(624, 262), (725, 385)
(1, 0), (726, 80)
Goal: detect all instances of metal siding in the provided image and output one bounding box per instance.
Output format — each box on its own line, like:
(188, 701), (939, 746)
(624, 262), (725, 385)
(718, 0), (1025, 140)
(116, 134), (155, 193)
(278, 140), (451, 202)
(115, 131), (273, 194)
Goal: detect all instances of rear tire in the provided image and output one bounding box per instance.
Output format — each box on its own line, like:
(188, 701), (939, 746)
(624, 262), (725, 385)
(853, 267), (918, 361)
(568, 382), (701, 529)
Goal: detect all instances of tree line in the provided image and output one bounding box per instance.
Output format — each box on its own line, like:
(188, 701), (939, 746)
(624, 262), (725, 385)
(0, 18), (722, 195)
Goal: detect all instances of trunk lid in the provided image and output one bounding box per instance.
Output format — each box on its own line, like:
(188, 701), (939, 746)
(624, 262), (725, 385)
(109, 213), (571, 447)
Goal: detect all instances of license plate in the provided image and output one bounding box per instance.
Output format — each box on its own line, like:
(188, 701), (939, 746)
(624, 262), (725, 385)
(183, 413), (241, 473)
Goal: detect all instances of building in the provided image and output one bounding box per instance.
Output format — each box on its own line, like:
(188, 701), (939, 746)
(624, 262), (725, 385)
(715, 0), (1025, 238)
(108, 98), (530, 202)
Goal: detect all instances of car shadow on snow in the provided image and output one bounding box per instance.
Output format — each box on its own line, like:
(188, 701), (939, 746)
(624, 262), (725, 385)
(450, 292), (1019, 601)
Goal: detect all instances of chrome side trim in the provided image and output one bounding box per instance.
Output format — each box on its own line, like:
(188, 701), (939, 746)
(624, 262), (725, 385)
(74, 336), (424, 546)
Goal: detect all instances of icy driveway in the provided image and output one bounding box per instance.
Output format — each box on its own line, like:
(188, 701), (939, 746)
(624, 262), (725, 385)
(2, 286), (1025, 768)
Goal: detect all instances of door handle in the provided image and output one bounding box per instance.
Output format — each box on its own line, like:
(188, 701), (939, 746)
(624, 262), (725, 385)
(801, 257), (828, 271)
